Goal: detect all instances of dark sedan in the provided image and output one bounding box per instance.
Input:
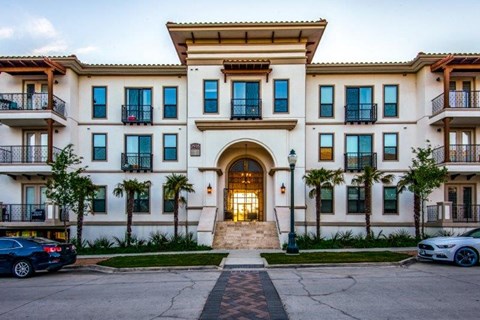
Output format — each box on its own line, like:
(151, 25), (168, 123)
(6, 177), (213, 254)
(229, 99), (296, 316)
(0, 237), (77, 278)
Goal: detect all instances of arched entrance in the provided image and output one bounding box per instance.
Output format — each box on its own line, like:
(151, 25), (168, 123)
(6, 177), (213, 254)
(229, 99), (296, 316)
(224, 158), (264, 221)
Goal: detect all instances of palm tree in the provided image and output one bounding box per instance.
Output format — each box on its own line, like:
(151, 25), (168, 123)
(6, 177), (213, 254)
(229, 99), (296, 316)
(71, 175), (98, 246)
(352, 166), (394, 236)
(303, 168), (344, 239)
(112, 179), (151, 246)
(397, 170), (422, 239)
(164, 173), (195, 239)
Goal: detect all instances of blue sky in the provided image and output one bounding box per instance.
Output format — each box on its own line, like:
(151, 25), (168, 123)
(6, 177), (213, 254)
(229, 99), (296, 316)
(0, 0), (479, 64)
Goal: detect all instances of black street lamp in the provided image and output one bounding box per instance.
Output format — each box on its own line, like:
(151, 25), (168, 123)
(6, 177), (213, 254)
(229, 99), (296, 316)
(286, 149), (299, 254)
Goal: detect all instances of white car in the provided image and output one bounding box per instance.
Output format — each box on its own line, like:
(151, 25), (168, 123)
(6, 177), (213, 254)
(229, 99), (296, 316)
(418, 228), (480, 267)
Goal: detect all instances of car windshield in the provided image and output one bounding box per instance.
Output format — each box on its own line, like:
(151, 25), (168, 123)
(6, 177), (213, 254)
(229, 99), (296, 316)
(460, 229), (480, 238)
(29, 237), (59, 245)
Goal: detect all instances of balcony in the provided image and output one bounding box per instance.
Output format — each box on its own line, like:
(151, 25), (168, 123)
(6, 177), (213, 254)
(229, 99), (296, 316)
(231, 99), (262, 120)
(0, 145), (61, 177)
(344, 104), (377, 123)
(121, 153), (153, 172)
(122, 105), (153, 125)
(0, 93), (67, 127)
(430, 91), (480, 125)
(344, 152), (377, 171)
(428, 204), (480, 224)
(1, 204), (46, 222)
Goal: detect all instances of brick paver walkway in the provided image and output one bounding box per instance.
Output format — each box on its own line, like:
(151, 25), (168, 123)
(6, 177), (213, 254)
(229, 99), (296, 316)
(200, 271), (288, 320)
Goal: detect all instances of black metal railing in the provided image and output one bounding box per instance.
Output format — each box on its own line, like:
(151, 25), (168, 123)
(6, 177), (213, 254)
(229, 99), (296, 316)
(452, 205), (480, 223)
(121, 153), (152, 171)
(121, 105), (153, 124)
(1, 204), (46, 222)
(427, 205), (438, 222)
(344, 152), (377, 171)
(431, 91), (480, 114)
(432, 145), (480, 164)
(231, 99), (262, 119)
(345, 103), (377, 123)
(0, 93), (66, 116)
(0, 145), (61, 164)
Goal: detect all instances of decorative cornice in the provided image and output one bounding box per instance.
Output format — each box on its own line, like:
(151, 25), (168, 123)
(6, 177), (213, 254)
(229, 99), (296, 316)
(195, 119), (297, 131)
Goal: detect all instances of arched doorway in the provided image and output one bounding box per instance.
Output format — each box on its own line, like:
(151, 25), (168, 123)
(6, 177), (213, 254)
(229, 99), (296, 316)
(224, 158), (264, 221)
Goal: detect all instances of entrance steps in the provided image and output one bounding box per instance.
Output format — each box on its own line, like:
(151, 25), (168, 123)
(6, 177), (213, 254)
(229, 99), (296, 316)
(212, 221), (281, 249)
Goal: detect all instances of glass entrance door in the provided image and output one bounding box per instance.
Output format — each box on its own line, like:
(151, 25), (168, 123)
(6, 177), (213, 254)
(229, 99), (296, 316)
(25, 131), (47, 163)
(24, 185), (47, 221)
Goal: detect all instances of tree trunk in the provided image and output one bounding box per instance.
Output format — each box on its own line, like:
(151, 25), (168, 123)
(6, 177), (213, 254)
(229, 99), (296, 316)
(315, 187), (321, 239)
(126, 191), (134, 246)
(77, 197), (85, 246)
(365, 182), (372, 237)
(413, 193), (421, 239)
(421, 198), (425, 239)
(174, 193), (179, 239)
(63, 205), (68, 243)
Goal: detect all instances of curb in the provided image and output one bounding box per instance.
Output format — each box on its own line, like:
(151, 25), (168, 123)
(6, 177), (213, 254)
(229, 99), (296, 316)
(65, 264), (221, 273)
(264, 257), (417, 269)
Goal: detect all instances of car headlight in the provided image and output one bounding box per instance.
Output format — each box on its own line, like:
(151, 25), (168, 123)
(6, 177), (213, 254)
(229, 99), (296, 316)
(436, 244), (456, 249)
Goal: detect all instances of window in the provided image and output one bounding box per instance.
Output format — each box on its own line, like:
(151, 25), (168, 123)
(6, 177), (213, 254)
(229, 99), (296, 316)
(92, 134), (107, 161)
(125, 88), (152, 122)
(163, 134), (177, 161)
(93, 186), (106, 213)
(383, 133), (398, 161)
(124, 135), (152, 170)
(232, 81), (260, 118)
(92, 86), (107, 118)
(321, 187), (334, 213)
(384, 187), (398, 214)
(127, 189), (149, 213)
(319, 85), (334, 117)
(164, 87), (177, 118)
(345, 86), (374, 122)
(274, 80), (288, 112)
(384, 85), (398, 117)
(204, 80), (218, 113)
(163, 187), (174, 213)
(345, 135), (374, 170)
(319, 133), (334, 161)
(348, 186), (365, 213)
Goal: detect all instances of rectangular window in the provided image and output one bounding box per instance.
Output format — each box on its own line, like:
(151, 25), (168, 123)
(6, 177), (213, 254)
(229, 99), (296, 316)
(163, 187), (174, 213)
(384, 85), (398, 117)
(125, 88), (152, 123)
(384, 187), (398, 214)
(346, 86), (374, 122)
(383, 133), (398, 161)
(92, 133), (107, 161)
(345, 135), (374, 170)
(163, 134), (177, 161)
(319, 85), (334, 117)
(232, 81), (260, 118)
(347, 186), (365, 213)
(274, 80), (288, 112)
(127, 189), (149, 213)
(163, 87), (177, 118)
(124, 135), (152, 170)
(319, 133), (334, 161)
(204, 80), (218, 113)
(321, 187), (334, 213)
(93, 186), (106, 213)
(92, 86), (107, 118)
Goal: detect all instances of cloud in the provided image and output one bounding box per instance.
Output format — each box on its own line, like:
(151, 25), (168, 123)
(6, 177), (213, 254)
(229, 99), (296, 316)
(26, 17), (57, 38)
(75, 46), (98, 54)
(32, 40), (68, 55)
(0, 27), (14, 39)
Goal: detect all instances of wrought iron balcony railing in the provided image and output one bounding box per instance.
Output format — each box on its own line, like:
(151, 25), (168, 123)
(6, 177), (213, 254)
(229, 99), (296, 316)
(231, 99), (262, 119)
(121, 105), (153, 124)
(344, 152), (377, 171)
(0, 93), (66, 116)
(427, 205), (438, 222)
(431, 91), (480, 114)
(121, 153), (152, 171)
(432, 144), (480, 164)
(345, 103), (377, 123)
(427, 204), (480, 223)
(1, 204), (46, 222)
(0, 145), (61, 164)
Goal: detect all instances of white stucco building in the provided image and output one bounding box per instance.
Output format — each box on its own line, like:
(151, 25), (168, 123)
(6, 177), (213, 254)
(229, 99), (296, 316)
(1, 20), (479, 247)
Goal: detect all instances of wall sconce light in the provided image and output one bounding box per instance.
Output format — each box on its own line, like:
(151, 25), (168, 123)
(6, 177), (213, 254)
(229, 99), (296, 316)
(280, 183), (286, 194)
(436, 77), (441, 82)
(437, 128), (442, 132)
(54, 80), (59, 84)
(207, 183), (212, 194)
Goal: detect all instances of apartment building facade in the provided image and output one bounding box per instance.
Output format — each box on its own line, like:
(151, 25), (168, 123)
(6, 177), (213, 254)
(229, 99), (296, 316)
(0, 20), (479, 245)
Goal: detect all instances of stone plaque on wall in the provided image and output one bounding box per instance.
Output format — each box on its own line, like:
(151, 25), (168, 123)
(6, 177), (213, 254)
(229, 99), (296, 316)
(190, 143), (201, 157)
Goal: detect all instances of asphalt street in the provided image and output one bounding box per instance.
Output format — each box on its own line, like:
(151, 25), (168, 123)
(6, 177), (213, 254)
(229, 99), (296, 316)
(1, 262), (479, 320)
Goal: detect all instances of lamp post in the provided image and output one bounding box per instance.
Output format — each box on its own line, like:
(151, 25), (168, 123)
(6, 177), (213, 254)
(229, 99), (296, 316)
(286, 149), (299, 254)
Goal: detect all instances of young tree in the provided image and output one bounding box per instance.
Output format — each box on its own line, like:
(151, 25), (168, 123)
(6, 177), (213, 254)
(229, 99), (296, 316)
(303, 168), (344, 239)
(164, 173), (195, 239)
(352, 166), (395, 237)
(112, 179), (151, 246)
(398, 145), (448, 238)
(71, 176), (98, 246)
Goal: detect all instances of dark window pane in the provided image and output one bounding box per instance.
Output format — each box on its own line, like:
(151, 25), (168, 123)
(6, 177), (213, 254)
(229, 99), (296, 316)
(204, 99), (218, 113)
(320, 86), (334, 117)
(93, 187), (106, 213)
(93, 87), (106, 119)
(164, 135), (177, 161)
(93, 134), (106, 160)
(384, 134), (398, 160)
(320, 104), (333, 117)
(320, 187), (333, 213)
(164, 87), (177, 118)
(164, 105), (177, 118)
(93, 105), (106, 118)
(274, 99), (288, 112)
(384, 187), (398, 213)
(204, 80), (218, 113)
(274, 80), (288, 112)
(384, 85), (398, 117)
(384, 104), (397, 117)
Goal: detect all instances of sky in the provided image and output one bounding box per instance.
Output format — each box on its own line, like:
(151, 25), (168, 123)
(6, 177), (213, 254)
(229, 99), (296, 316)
(0, 0), (479, 65)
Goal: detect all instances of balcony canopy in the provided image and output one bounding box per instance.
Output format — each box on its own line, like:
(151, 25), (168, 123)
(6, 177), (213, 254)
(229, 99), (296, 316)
(431, 54), (480, 72)
(0, 57), (66, 75)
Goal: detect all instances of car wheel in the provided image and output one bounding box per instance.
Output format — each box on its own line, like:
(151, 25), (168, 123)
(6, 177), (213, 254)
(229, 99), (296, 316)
(454, 247), (479, 267)
(12, 260), (34, 278)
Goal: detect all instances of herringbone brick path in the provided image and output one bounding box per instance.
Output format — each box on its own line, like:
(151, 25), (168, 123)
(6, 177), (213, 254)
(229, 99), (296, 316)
(200, 271), (288, 320)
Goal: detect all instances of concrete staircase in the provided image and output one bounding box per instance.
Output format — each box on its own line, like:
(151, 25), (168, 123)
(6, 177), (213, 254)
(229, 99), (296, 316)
(212, 221), (281, 249)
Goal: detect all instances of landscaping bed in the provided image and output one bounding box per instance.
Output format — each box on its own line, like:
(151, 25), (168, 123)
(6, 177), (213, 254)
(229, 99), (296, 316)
(97, 253), (228, 268)
(261, 251), (411, 265)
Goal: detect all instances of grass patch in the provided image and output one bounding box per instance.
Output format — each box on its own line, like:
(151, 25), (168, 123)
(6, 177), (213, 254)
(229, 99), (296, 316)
(77, 244), (211, 256)
(98, 253), (228, 268)
(261, 251), (411, 265)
